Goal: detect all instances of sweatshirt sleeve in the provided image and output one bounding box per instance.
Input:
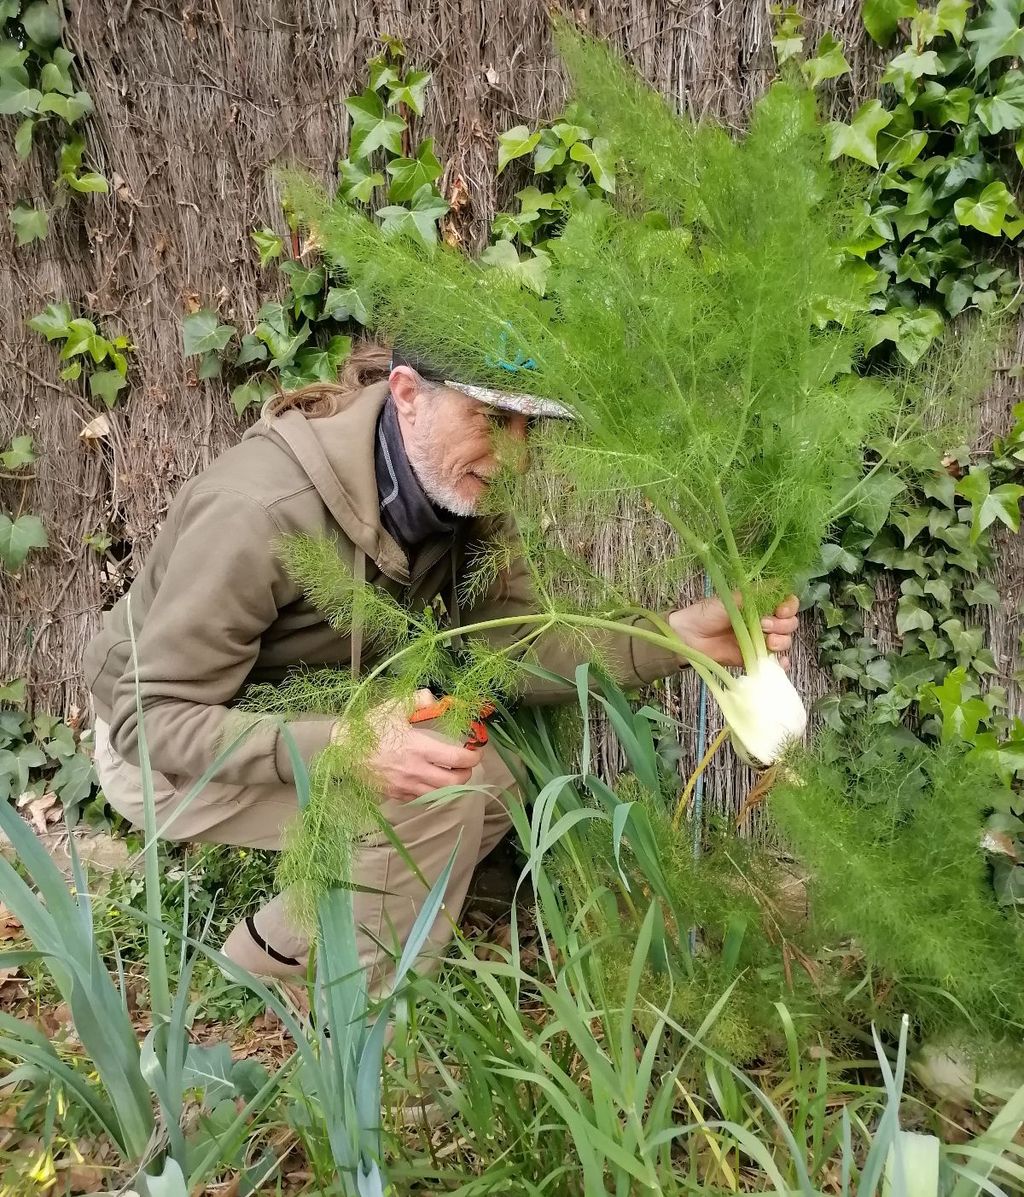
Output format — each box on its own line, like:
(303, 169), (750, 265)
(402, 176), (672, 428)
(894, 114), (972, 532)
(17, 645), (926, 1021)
(107, 486), (335, 786)
(463, 529), (682, 704)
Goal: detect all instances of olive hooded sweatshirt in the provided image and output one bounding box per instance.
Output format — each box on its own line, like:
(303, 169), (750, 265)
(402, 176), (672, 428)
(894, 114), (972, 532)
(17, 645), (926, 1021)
(84, 382), (679, 788)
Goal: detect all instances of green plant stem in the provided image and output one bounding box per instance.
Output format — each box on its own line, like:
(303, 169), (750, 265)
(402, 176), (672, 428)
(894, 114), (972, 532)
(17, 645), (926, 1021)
(126, 595), (171, 1024)
(709, 477), (766, 665)
(340, 610), (735, 728)
(652, 498), (759, 674)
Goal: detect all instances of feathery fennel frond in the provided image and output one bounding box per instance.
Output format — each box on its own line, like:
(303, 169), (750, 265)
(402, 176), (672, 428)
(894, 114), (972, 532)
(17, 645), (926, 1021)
(772, 725), (1024, 1044)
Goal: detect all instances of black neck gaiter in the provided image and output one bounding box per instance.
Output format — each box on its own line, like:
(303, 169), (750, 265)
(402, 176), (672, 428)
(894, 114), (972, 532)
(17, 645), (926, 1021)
(374, 395), (461, 556)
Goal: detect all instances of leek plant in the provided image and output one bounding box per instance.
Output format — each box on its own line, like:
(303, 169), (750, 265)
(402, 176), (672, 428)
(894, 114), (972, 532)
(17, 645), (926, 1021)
(380, 745), (1024, 1196)
(0, 611), (459, 1196)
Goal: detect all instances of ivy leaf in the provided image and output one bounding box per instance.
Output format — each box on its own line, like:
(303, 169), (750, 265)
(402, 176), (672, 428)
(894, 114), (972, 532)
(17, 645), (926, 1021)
(281, 336), (352, 386)
(39, 47), (75, 95)
(492, 210), (540, 242)
(517, 186), (565, 217)
(320, 285), (371, 325)
(895, 306), (945, 365)
(852, 469), (906, 534)
(368, 58), (400, 93)
(929, 85), (973, 126)
(338, 156), (385, 203)
(20, 0), (62, 46)
(386, 138), (442, 202)
(801, 33), (850, 88)
(976, 70), (1024, 134)
(0, 436), (36, 471)
(280, 260), (324, 300)
(230, 377), (276, 419)
(64, 169), (108, 194)
(52, 752), (95, 810)
(497, 125), (541, 173)
(912, 0), (971, 44)
(954, 181), (1019, 235)
(197, 352), (221, 380)
(826, 101), (893, 167)
(891, 506), (931, 547)
(233, 333), (268, 366)
(922, 471), (957, 509)
(896, 597), (934, 634)
(36, 89), (92, 123)
(882, 48), (941, 91)
(964, 579), (1000, 606)
(0, 678), (27, 707)
(0, 70), (42, 115)
(552, 121), (588, 146)
(89, 369), (128, 408)
(937, 272), (975, 316)
(862, 0), (919, 46)
(772, 29), (805, 66)
(376, 184), (449, 247)
(386, 69), (430, 116)
(923, 577), (952, 607)
(14, 117), (34, 158)
(250, 227), (284, 267)
(569, 137), (616, 192)
(956, 468), (1024, 540)
(59, 318), (106, 362)
(480, 240), (550, 296)
(9, 201), (48, 245)
(533, 128), (568, 173)
(0, 514), (47, 573)
(819, 541), (860, 574)
(182, 310), (235, 357)
(0, 39), (28, 70)
(251, 302), (311, 367)
(964, 0), (1024, 75)
(345, 89), (405, 159)
(881, 128), (928, 167)
(921, 667), (989, 746)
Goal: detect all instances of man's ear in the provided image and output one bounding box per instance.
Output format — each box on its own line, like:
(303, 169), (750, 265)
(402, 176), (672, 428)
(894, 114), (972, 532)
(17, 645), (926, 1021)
(389, 365), (421, 423)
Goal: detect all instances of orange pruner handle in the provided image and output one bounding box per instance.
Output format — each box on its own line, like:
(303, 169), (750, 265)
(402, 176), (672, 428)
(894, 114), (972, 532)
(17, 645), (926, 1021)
(409, 695), (497, 749)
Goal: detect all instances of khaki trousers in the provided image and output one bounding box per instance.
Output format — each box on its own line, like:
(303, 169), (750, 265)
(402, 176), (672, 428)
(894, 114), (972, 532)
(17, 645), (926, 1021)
(92, 718), (516, 991)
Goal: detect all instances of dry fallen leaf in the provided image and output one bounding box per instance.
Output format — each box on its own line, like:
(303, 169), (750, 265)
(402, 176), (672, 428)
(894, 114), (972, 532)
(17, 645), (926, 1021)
(0, 966), (22, 989)
(57, 1162), (109, 1194)
(982, 830), (1021, 860)
(80, 412), (111, 440)
(0, 904), (23, 940)
(24, 792), (59, 836)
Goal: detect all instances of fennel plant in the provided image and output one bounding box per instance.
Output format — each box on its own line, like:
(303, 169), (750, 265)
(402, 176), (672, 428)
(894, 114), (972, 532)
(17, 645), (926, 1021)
(281, 24), (988, 776)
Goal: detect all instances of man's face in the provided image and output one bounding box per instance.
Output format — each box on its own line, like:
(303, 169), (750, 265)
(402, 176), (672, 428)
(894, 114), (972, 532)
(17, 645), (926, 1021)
(391, 368), (530, 516)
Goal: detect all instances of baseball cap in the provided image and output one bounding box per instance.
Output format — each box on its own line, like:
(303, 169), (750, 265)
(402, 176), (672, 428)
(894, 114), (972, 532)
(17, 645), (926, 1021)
(390, 346), (574, 420)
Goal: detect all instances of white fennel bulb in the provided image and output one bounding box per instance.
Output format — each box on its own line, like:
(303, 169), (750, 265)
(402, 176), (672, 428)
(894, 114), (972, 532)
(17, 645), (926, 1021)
(716, 655), (807, 767)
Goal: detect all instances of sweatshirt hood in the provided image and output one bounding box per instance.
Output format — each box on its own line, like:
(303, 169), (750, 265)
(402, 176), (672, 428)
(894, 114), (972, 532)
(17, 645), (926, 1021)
(242, 381), (412, 583)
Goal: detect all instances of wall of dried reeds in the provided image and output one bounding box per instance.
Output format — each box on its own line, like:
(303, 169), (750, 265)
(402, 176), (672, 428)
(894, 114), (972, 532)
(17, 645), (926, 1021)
(1, 1), (1019, 819)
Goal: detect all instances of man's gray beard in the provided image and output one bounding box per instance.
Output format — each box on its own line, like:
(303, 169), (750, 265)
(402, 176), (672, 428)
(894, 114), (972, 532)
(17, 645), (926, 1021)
(407, 450), (480, 518)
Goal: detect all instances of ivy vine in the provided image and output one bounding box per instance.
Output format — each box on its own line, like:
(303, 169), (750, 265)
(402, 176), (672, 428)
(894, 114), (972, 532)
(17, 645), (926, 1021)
(1, 0), (108, 244)
(815, 0), (1022, 363)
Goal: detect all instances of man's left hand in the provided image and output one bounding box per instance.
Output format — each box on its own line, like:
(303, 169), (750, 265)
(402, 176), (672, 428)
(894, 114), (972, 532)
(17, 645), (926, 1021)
(667, 594), (800, 671)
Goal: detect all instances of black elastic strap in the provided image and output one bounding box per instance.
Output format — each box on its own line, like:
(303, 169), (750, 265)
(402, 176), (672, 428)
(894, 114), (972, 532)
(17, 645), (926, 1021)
(245, 915), (302, 967)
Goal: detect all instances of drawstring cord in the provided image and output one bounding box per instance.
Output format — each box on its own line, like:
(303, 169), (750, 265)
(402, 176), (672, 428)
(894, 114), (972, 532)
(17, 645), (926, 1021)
(350, 549), (366, 678)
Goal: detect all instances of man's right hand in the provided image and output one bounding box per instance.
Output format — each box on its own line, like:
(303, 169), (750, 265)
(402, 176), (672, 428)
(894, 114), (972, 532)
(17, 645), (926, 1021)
(333, 688), (484, 802)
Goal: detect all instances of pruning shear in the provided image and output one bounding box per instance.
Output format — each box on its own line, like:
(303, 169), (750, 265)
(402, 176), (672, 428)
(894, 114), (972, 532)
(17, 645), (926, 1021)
(409, 695), (497, 750)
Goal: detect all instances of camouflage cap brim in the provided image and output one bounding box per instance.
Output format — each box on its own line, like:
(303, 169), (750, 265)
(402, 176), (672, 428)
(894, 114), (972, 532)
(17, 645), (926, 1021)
(444, 380), (575, 420)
